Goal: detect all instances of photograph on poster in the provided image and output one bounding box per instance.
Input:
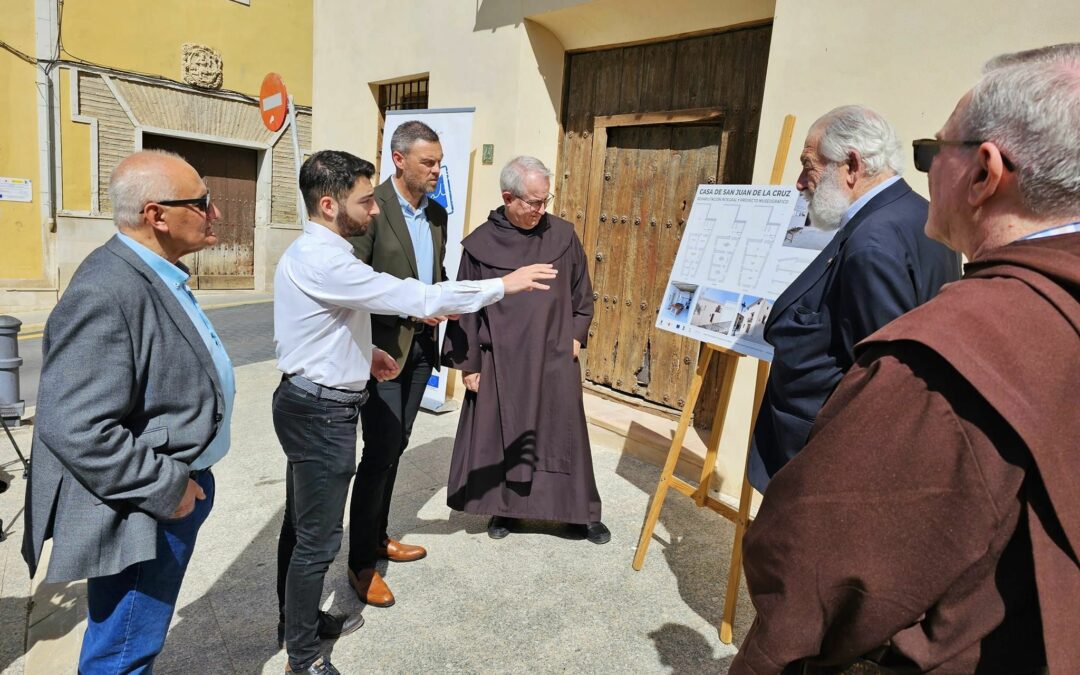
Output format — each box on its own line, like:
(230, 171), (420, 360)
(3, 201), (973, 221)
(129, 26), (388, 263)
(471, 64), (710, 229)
(660, 282), (698, 324)
(732, 295), (773, 340)
(782, 195), (834, 250)
(691, 288), (741, 333)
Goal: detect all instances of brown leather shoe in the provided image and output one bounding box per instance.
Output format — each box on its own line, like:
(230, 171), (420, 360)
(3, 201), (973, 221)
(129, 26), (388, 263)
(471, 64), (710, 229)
(348, 567), (395, 607)
(376, 538), (427, 563)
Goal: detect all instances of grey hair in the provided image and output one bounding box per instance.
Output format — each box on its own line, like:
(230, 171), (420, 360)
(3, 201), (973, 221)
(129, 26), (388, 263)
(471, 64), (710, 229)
(500, 156), (552, 196)
(955, 42), (1080, 218)
(390, 120), (439, 156)
(109, 149), (187, 229)
(812, 105), (904, 178)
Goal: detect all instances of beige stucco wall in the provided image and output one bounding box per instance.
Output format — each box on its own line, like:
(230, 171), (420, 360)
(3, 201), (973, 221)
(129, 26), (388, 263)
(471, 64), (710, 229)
(313, 0), (776, 235)
(754, 0), (1080, 190)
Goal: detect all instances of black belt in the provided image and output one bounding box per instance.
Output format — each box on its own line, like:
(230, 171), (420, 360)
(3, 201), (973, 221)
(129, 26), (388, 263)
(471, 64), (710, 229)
(285, 374), (369, 405)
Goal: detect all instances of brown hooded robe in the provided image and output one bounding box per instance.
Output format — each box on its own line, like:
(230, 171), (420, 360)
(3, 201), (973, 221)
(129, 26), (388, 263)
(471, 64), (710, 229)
(732, 233), (1080, 674)
(441, 209), (601, 524)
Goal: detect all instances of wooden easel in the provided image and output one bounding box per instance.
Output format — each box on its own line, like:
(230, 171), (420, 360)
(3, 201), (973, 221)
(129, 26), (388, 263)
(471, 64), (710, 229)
(631, 114), (797, 645)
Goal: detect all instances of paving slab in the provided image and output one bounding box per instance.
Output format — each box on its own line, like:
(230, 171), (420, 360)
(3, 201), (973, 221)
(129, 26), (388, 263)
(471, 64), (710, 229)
(9, 358), (754, 674)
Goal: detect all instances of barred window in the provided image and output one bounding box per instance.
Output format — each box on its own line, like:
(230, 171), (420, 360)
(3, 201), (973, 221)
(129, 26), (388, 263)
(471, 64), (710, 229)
(376, 77), (429, 172)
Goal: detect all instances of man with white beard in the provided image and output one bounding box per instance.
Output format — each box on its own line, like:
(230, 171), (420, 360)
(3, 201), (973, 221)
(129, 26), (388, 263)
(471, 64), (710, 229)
(747, 105), (960, 492)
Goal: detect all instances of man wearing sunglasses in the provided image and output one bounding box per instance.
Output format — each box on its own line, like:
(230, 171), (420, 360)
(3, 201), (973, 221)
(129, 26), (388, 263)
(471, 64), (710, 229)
(733, 43), (1080, 674)
(747, 105), (960, 492)
(23, 150), (238, 672)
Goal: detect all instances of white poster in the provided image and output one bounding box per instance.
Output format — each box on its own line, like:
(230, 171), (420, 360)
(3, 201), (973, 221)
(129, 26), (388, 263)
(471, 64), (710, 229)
(656, 184), (834, 362)
(0, 177), (33, 202)
(380, 108), (475, 412)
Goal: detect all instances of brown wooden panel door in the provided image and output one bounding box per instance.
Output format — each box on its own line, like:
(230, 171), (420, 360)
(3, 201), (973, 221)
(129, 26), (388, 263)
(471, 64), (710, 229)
(586, 123), (722, 409)
(143, 134), (257, 289)
(555, 23), (771, 423)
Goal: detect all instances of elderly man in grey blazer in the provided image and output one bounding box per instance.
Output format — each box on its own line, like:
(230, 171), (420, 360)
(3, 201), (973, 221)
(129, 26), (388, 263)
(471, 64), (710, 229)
(21, 150), (239, 673)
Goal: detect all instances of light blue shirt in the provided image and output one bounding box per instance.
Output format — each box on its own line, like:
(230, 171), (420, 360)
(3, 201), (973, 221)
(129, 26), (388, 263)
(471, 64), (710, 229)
(116, 233), (235, 470)
(1021, 221), (1080, 240)
(392, 179), (435, 285)
(840, 175), (902, 230)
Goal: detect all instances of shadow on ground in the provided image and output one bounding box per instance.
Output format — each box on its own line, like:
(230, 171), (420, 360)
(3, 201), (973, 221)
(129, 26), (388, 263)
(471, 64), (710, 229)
(650, 622), (735, 674)
(615, 422), (757, 648)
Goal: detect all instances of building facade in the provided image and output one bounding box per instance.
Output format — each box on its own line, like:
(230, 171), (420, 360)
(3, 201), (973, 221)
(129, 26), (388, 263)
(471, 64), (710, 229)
(313, 0), (1078, 493)
(0, 0), (313, 310)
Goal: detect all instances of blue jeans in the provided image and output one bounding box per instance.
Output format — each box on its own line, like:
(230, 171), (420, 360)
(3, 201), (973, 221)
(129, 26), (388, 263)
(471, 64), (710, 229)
(79, 470), (216, 675)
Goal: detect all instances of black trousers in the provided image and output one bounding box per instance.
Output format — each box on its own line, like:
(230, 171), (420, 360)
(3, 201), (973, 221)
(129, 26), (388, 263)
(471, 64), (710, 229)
(348, 328), (434, 570)
(273, 379), (362, 671)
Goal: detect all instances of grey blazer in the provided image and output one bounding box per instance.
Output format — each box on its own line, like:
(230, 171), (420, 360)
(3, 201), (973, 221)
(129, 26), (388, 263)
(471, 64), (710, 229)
(22, 236), (225, 583)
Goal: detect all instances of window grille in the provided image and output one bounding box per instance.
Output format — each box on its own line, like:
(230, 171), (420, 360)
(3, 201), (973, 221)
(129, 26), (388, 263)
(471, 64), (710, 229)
(376, 77), (429, 171)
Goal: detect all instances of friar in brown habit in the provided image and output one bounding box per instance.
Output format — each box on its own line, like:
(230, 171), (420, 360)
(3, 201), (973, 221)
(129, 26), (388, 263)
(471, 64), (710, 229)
(442, 156), (609, 544)
(731, 43), (1080, 674)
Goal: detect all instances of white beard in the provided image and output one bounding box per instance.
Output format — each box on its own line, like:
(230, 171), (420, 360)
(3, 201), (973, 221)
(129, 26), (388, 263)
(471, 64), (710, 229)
(804, 164), (852, 231)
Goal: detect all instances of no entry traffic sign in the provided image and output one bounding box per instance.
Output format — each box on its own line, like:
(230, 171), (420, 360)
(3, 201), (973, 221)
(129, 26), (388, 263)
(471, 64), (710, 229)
(260, 73), (289, 132)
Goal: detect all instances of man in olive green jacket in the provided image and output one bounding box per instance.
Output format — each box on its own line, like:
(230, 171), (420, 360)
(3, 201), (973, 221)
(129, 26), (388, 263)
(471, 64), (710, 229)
(345, 121), (447, 607)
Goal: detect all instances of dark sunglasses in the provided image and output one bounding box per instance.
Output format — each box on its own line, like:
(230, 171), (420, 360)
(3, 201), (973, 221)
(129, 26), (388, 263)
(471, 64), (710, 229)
(150, 192), (212, 212)
(912, 139), (1015, 173)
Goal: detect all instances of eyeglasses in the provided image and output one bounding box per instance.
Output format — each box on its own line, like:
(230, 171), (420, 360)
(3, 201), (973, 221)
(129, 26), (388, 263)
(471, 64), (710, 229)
(513, 193), (554, 212)
(912, 139), (1015, 173)
(149, 192), (213, 213)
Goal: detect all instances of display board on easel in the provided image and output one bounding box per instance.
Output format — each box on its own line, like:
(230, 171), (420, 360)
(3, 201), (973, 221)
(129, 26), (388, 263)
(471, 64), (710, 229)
(631, 115), (819, 644)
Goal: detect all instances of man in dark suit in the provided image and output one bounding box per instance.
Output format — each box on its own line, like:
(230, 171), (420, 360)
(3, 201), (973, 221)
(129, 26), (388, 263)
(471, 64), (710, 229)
(345, 121), (447, 606)
(748, 105), (961, 492)
(22, 150), (240, 672)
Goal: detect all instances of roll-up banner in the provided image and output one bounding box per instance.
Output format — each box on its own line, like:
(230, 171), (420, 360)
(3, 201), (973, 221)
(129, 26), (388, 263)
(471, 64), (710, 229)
(380, 108), (476, 412)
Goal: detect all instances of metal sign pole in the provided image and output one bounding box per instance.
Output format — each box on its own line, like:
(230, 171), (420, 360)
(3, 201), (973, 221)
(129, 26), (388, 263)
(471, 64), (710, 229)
(287, 94), (305, 225)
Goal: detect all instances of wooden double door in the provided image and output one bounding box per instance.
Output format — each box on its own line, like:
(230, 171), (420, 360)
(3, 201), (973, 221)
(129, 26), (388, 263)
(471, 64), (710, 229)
(143, 134), (257, 289)
(554, 24), (772, 422)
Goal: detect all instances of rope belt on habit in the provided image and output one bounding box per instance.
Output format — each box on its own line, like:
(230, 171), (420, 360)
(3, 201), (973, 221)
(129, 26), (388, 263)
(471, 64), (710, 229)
(286, 374), (369, 405)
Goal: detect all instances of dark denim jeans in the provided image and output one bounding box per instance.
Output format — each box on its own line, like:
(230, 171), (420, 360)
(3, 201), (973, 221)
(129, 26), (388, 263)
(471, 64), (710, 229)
(272, 379), (361, 671)
(80, 469), (216, 675)
(349, 331), (434, 570)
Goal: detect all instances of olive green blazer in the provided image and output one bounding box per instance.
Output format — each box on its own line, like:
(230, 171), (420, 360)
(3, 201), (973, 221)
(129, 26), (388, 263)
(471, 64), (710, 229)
(349, 177), (448, 366)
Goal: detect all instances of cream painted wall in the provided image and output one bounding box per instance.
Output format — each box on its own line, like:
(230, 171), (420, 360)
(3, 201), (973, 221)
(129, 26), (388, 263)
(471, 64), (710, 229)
(523, 0), (774, 51)
(313, 0), (549, 229)
(754, 0), (1080, 193)
(314, 0), (776, 234)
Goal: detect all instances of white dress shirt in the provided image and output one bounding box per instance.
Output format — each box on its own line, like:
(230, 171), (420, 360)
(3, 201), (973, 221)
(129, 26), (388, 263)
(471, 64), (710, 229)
(274, 221), (505, 390)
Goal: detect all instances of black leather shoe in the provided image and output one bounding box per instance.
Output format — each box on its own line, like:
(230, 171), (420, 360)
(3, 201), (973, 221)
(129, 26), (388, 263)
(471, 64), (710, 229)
(286, 656), (340, 674)
(278, 610), (364, 648)
(487, 515), (514, 539)
(584, 521), (611, 545)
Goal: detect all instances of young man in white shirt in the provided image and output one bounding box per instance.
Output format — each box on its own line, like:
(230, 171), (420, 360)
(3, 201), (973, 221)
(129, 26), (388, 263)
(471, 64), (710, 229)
(272, 150), (555, 675)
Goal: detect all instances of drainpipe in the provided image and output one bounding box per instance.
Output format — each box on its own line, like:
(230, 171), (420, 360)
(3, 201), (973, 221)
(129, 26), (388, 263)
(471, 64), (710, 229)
(47, 72), (58, 231)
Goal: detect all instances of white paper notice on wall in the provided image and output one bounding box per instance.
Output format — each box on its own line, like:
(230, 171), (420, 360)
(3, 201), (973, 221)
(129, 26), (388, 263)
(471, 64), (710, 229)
(0, 177), (33, 202)
(655, 184), (834, 362)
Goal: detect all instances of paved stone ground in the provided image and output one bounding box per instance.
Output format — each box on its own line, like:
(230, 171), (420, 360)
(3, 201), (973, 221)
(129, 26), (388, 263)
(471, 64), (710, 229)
(14, 299), (274, 409)
(0, 299), (756, 674)
(0, 431), (30, 674)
